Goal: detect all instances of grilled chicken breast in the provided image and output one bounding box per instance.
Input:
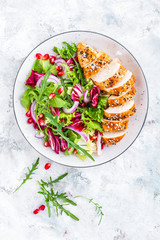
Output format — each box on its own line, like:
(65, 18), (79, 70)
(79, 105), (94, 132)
(83, 52), (111, 79)
(102, 118), (129, 131)
(102, 130), (126, 145)
(77, 42), (99, 68)
(104, 99), (136, 120)
(91, 58), (127, 89)
(108, 86), (136, 107)
(77, 42), (136, 145)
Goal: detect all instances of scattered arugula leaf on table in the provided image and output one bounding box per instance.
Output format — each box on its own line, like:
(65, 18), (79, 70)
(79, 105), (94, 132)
(14, 158), (39, 193)
(75, 195), (104, 225)
(37, 173), (79, 221)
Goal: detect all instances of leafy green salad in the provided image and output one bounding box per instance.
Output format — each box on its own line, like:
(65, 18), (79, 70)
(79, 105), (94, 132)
(21, 42), (108, 161)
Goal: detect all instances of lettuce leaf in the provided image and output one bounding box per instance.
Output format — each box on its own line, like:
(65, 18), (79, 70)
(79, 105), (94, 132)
(32, 59), (57, 74)
(59, 112), (75, 126)
(21, 87), (38, 110)
(53, 42), (77, 59)
(50, 96), (67, 108)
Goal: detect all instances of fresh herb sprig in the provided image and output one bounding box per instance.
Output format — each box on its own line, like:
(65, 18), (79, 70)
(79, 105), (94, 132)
(75, 195), (104, 225)
(60, 78), (73, 105)
(54, 42), (85, 86)
(14, 158), (39, 193)
(40, 173), (68, 187)
(44, 112), (95, 161)
(37, 173), (79, 221)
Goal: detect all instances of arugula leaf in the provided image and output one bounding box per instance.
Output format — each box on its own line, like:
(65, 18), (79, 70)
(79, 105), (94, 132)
(44, 111), (95, 161)
(75, 195), (104, 225)
(62, 63), (79, 84)
(37, 180), (79, 221)
(60, 78), (73, 105)
(37, 71), (51, 101)
(14, 158), (39, 193)
(54, 42), (85, 86)
(50, 96), (67, 108)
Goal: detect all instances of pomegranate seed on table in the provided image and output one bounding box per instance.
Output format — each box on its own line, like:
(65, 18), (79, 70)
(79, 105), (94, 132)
(35, 53), (42, 59)
(56, 66), (62, 71)
(44, 141), (50, 147)
(90, 135), (97, 141)
(49, 92), (56, 99)
(38, 119), (45, 126)
(26, 110), (31, 117)
(27, 118), (33, 124)
(58, 87), (63, 94)
(39, 205), (45, 211)
(57, 71), (64, 76)
(44, 163), (51, 170)
(39, 113), (44, 119)
(33, 209), (39, 215)
(42, 54), (49, 60)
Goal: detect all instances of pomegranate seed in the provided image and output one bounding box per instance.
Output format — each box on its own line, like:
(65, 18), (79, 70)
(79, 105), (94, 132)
(39, 113), (44, 119)
(42, 54), (49, 60)
(36, 53), (42, 59)
(39, 205), (45, 211)
(27, 118), (33, 124)
(50, 55), (56, 60)
(50, 58), (55, 64)
(33, 209), (39, 214)
(38, 119), (45, 126)
(44, 163), (51, 170)
(57, 71), (64, 76)
(82, 103), (85, 107)
(90, 135), (97, 141)
(56, 66), (62, 71)
(73, 149), (78, 154)
(58, 87), (63, 94)
(49, 92), (55, 99)
(44, 141), (50, 147)
(26, 110), (31, 117)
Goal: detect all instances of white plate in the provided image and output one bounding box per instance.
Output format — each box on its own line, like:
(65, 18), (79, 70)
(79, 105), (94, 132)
(13, 31), (149, 168)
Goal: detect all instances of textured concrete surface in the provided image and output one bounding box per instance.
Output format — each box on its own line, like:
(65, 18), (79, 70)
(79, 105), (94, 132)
(0, 0), (160, 239)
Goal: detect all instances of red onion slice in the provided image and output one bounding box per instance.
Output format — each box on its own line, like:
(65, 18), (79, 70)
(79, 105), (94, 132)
(63, 101), (79, 114)
(97, 132), (102, 156)
(36, 75), (60, 87)
(48, 75), (61, 83)
(30, 100), (37, 124)
(55, 58), (66, 64)
(35, 131), (45, 139)
(49, 105), (60, 116)
(65, 125), (88, 142)
(83, 90), (91, 104)
(73, 88), (82, 97)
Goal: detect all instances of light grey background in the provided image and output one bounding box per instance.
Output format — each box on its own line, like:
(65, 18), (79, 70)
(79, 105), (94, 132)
(0, 0), (160, 239)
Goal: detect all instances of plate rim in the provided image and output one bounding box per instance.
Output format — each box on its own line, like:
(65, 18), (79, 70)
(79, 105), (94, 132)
(13, 30), (149, 168)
